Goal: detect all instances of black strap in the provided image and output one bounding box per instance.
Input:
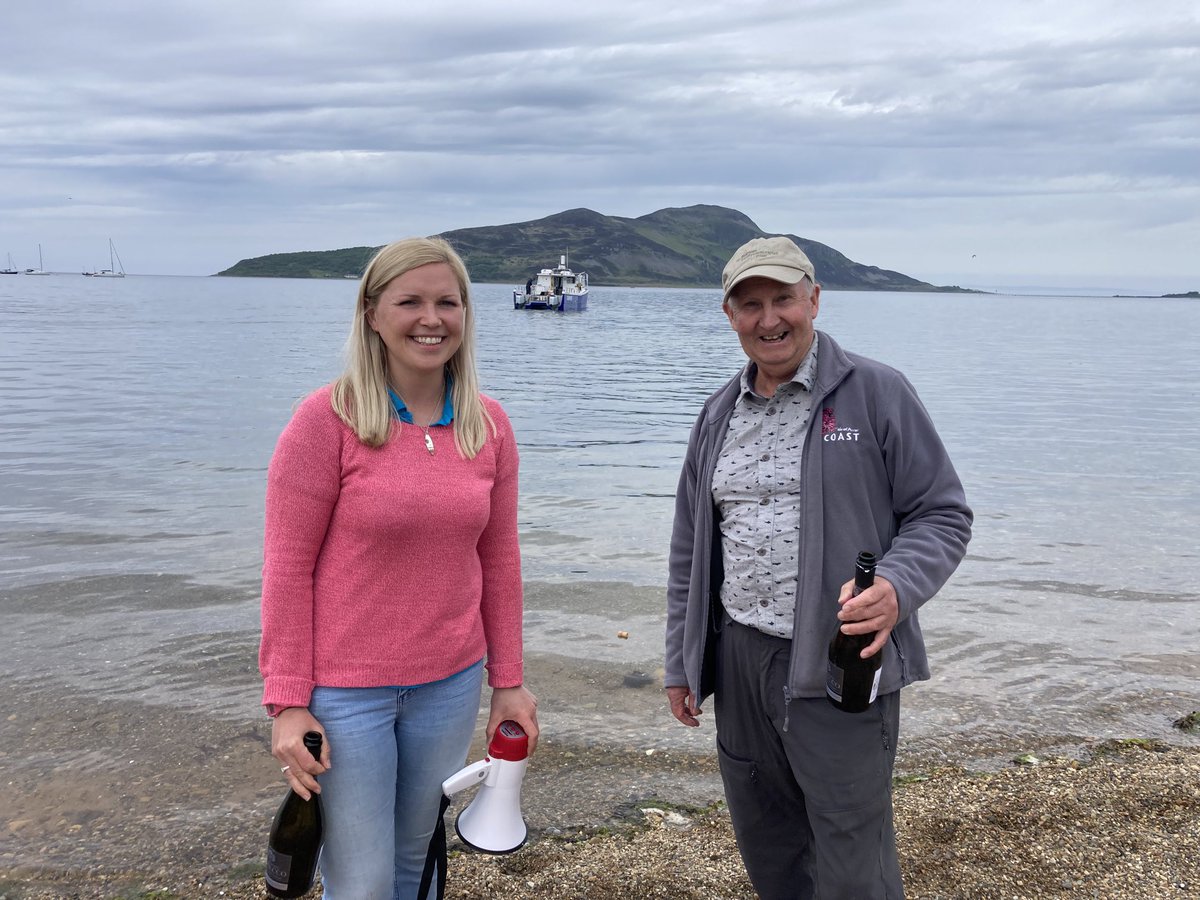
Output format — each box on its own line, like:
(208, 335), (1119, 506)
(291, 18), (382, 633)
(418, 793), (452, 899)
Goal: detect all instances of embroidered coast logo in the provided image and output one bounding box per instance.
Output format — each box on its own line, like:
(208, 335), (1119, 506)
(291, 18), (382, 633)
(821, 407), (860, 442)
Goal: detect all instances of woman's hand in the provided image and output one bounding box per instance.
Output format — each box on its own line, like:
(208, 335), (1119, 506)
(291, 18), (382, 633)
(270, 707), (330, 801)
(487, 685), (539, 754)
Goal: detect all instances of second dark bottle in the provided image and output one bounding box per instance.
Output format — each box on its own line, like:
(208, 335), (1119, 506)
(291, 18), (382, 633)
(825, 551), (882, 713)
(265, 730), (324, 898)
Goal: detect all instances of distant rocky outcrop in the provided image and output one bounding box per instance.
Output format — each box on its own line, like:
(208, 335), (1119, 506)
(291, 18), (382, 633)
(215, 205), (975, 292)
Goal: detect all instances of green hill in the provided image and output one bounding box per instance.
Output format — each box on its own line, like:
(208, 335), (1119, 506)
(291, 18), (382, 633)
(213, 246), (376, 280)
(215, 205), (973, 292)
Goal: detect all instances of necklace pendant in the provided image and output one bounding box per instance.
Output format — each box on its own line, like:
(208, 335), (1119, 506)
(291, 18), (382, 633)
(424, 432), (435, 455)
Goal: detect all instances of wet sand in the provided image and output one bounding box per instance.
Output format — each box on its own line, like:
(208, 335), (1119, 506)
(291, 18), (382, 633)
(2, 575), (1198, 897)
(0, 571), (725, 894)
(5, 659), (1199, 899)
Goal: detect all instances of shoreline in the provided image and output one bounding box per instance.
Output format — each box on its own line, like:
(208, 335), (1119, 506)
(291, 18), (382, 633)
(3, 672), (1197, 898)
(3, 575), (1197, 897)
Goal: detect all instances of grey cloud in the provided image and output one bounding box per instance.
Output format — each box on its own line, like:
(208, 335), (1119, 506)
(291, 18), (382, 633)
(0, 0), (1196, 288)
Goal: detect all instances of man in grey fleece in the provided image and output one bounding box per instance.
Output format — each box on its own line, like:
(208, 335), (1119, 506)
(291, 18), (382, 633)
(664, 236), (972, 899)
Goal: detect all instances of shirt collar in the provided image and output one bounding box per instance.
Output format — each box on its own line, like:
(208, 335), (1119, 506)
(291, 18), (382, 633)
(738, 332), (820, 400)
(387, 378), (454, 426)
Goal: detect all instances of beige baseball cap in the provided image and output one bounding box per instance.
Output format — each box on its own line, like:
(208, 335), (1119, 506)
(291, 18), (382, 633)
(722, 236), (816, 301)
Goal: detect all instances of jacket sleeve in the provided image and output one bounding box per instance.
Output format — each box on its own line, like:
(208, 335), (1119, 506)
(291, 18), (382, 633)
(664, 411), (705, 688)
(875, 373), (973, 622)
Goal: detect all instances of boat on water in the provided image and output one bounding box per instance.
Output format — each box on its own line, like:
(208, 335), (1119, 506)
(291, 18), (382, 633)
(513, 254), (589, 311)
(2, 253), (18, 275)
(85, 239), (125, 277)
(24, 244), (51, 275)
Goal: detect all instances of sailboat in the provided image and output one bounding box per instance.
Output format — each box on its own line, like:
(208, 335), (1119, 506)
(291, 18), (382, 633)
(2, 252), (18, 275)
(24, 244), (51, 275)
(86, 239), (125, 278)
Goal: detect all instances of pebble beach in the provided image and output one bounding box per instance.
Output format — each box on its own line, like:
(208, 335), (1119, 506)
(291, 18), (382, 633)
(3, 644), (1198, 900)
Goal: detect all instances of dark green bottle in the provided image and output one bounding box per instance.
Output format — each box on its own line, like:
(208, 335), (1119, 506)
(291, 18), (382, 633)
(826, 551), (881, 713)
(265, 731), (324, 898)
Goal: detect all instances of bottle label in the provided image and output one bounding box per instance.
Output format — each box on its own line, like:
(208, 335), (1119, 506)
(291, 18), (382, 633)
(825, 665), (845, 703)
(265, 847), (292, 891)
(826, 664), (881, 707)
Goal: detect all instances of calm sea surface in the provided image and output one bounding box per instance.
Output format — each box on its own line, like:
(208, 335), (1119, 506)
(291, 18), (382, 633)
(1, 274), (1197, 755)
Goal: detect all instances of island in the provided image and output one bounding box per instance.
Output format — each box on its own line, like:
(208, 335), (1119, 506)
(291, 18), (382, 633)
(215, 204), (979, 292)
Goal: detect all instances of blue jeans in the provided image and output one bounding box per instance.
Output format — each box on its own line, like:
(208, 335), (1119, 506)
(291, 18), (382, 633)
(308, 660), (484, 899)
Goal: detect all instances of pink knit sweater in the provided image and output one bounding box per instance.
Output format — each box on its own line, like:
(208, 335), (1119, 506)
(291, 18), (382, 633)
(259, 385), (524, 712)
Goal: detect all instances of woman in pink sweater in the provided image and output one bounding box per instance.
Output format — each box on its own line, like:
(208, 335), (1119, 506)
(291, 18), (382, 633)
(260, 237), (538, 898)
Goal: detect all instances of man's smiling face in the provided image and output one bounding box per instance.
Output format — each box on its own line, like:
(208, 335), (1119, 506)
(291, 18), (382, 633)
(723, 275), (821, 397)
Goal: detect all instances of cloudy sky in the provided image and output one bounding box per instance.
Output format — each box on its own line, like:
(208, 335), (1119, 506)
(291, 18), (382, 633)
(2, 0), (1197, 291)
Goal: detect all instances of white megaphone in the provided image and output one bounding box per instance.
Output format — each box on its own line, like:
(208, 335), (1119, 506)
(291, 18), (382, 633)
(441, 720), (529, 854)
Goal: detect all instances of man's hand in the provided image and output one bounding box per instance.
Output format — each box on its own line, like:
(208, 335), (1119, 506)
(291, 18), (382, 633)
(836, 575), (899, 658)
(666, 685), (701, 727)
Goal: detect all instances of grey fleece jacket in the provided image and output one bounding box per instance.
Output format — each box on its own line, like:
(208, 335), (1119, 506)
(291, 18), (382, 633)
(665, 330), (972, 704)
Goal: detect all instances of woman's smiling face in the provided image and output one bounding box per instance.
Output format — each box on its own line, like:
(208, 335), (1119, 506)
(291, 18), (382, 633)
(366, 262), (464, 381)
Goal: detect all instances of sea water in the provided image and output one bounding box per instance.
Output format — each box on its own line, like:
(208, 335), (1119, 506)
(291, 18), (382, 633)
(1, 274), (1197, 756)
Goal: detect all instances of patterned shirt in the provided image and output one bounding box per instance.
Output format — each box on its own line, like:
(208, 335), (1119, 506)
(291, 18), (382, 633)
(712, 335), (820, 638)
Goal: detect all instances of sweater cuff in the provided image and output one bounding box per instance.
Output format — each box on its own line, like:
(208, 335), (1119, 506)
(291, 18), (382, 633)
(485, 660), (524, 689)
(262, 675), (315, 712)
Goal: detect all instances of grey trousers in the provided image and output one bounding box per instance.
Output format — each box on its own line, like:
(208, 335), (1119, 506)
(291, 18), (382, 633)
(714, 618), (904, 900)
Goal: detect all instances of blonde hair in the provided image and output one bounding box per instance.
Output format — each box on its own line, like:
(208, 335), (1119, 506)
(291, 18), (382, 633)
(330, 236), (494, 457)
